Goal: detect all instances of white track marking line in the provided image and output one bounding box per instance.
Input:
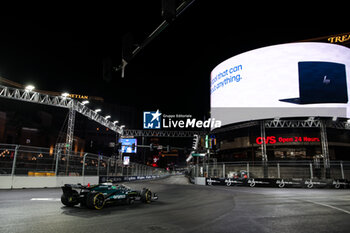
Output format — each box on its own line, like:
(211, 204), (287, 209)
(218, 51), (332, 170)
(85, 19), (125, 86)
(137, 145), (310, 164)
(30, 198), (60, 201)
(304, 200), (350, 215)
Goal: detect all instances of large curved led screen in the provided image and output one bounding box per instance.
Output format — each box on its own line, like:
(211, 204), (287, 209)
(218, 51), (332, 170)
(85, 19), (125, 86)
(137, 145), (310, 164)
(210, 42), (350, 127)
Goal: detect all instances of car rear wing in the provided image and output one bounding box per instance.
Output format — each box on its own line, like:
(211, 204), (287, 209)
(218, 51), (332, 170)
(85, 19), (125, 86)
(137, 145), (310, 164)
(61, 183), (90, 194)
(62, 183), (85, 189)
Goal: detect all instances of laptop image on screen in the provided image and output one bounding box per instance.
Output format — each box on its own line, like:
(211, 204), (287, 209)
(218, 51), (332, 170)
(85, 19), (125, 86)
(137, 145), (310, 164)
(279, 61), (348, 104)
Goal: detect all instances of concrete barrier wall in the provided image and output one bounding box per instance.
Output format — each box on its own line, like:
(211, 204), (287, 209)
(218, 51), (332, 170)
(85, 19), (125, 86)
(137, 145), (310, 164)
(194, 177), (206, 185)
(0, 176), (12, 189)
(0, 176), (99, 189)
(13, 176), (57, 188)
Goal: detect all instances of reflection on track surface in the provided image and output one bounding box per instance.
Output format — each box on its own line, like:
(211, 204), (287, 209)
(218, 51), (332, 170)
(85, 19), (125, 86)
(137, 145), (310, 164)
(0, 175), (350, 233)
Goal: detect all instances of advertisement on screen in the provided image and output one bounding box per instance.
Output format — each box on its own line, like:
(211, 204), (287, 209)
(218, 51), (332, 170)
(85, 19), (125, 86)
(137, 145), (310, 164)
(119, 138), (137, 153)
(210, 42), (350, 127)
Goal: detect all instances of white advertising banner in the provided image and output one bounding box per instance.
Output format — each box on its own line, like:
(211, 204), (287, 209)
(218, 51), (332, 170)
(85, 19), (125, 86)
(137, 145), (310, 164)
(210, 42), (350, 126)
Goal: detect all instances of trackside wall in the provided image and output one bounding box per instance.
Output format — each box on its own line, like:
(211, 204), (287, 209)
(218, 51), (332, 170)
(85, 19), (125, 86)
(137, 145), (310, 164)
(0, 176), (99, 189)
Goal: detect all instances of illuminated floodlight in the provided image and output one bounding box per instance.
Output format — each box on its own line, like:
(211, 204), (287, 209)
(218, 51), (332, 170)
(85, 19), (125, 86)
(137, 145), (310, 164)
(61, 92), (70, 98)
(113, 120), (119, 124)
(81, 100), (89, 105)
(94, 109), (101, 113)
(25, 85), (35, 92)
(105, 115), (111, 119)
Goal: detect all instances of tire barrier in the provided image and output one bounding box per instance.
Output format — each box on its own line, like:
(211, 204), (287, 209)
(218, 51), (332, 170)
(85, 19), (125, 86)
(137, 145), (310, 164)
(204, 177), (349, 189)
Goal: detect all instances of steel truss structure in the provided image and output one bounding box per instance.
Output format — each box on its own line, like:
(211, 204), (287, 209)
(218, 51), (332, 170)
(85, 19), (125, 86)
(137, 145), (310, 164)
(320, 121), (330, 169)
(122, 129), (207, 137)
(264, 118), (350, 130)
(0, 85), (123, 154)
(329, 121), (350, 130)
(265, 119), (321, 128)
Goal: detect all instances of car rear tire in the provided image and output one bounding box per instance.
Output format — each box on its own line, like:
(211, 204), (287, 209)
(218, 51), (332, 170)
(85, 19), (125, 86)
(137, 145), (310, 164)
(61, 190), (79, 207)
(141, 189), (152, 204)
(86, 192), (105, 210)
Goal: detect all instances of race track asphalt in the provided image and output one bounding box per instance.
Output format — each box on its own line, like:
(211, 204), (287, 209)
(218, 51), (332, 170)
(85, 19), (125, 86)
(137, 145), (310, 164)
(0, 175), (350, 233)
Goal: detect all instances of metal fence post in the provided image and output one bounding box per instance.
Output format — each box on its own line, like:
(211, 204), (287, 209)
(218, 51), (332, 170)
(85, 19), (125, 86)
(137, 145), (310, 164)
(82, 153), (87, 176)
(277, 163), (280, 178)
(340, 161), (345, 179)
(55, 148), (61, 176)
(82, 153), (88, 184)
(97, 155), (100, 177)
(222, 163), (225, 178)
(114, 157), (118, 176)
(247, 162), (250, 179)
(11, 145), (19, 188)
(309, 163), (313, 179)
(65, 151), (70, 176)
(106, 158), (110, 179)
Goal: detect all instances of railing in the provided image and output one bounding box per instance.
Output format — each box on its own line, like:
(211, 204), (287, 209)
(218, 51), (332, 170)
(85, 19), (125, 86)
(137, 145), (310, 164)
(189, 160), (350, 180)
(0, 143), (168, 177)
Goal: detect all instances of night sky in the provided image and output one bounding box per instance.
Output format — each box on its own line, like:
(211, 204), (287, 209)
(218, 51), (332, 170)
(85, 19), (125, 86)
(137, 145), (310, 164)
(0, 2), (346, 119)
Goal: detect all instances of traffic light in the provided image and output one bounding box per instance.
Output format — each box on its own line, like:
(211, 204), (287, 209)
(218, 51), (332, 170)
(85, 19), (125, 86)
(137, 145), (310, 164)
(192, 134), (199, 150)
(211, 137), (217, 150)
(205, 135), (209, 149)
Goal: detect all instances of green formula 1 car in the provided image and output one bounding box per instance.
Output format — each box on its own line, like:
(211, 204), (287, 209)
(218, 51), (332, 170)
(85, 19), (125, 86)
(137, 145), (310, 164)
(61, 182), (158, 210)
